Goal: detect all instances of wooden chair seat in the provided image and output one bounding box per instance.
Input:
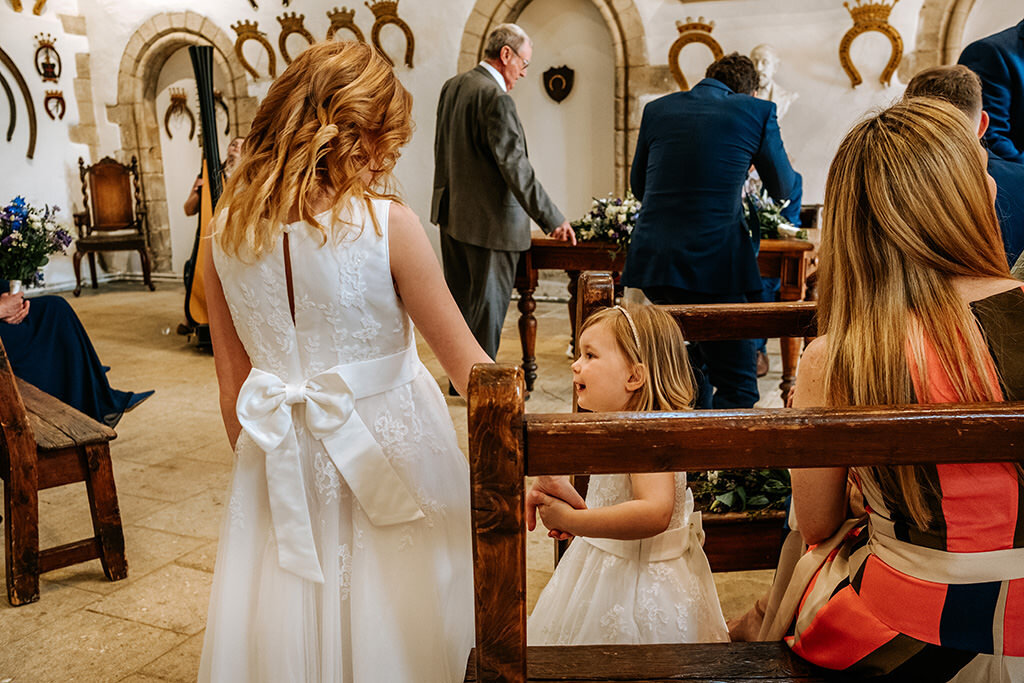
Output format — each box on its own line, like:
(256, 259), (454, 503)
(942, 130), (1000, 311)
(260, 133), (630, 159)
(464, 643), (831, 681)
(1, 346), (127, 605)
(75, 233), (147, 250)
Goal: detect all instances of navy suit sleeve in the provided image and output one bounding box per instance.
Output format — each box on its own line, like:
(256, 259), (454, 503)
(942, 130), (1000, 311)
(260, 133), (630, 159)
(753, 105), (802, 225)
(630, 106), (650, 200)
(960, 41), (1024, 164)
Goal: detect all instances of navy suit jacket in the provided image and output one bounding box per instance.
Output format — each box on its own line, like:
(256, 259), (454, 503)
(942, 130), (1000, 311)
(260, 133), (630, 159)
(959, 20), (1024, 163)
(989, 150), (1024, 266)
(623, 78), (802, 295)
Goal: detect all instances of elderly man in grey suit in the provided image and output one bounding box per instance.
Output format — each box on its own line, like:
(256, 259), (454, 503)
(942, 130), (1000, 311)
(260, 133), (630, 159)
(432, 23), (576, 387)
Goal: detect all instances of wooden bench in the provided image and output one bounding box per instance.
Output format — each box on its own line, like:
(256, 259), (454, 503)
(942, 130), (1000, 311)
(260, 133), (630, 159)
(466, 364), (1024, 681)
(0, 339), (127, 605)
(567, 271), (816, 572)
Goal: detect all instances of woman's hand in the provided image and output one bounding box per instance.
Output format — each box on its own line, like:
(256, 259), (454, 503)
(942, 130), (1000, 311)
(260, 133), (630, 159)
(0, 293), (29, 324)
(525, 476), (586, 532)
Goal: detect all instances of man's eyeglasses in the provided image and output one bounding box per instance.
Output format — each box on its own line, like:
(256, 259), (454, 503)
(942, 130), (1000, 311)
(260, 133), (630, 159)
(510, 47), (529, 69)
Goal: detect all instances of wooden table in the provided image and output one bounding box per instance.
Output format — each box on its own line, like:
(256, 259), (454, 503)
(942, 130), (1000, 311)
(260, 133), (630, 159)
(514, 236), (815, 400)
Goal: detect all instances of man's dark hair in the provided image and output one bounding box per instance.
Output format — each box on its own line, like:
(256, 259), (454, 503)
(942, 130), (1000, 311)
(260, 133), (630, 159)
(904, 65), (983, 120)
(706, 53), (758, 95)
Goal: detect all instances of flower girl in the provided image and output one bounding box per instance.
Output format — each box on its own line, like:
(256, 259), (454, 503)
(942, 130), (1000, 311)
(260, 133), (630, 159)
(527, 303), (729, 645)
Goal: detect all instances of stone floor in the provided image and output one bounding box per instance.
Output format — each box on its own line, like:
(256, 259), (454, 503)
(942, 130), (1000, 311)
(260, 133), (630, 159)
(0, 282), (782, 682)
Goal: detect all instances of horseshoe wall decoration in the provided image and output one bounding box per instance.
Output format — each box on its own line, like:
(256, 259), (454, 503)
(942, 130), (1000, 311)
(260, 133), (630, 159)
(34, 33), (61, 83)
(277, 12), (315, 65)
(0, 70), (15, 142)
(326, 6), (365, 42)
(43, 90), (64, 120)
(839, 0), (903, 87)
(213, 90), (230, 134)
(232, 20), (277, 80)
(164, 88), (195, 140)
(668, 17), (724, 91)
(366, 0), (414, 68)
(0, 45), (37, 158)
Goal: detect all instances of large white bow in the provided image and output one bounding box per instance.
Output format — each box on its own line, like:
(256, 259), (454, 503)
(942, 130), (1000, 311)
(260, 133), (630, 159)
(236, 359), (424, 583)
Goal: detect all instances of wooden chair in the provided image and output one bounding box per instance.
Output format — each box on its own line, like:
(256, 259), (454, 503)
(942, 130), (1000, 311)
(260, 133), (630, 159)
(72, 156), (156, 297)
(0, 339), (127, 605)
(465, 366), (1024, 680)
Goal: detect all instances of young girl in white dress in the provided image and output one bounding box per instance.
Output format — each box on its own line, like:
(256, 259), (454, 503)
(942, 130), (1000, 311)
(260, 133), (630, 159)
(527, 303), (729, 645)
(199, 42), (491, 682)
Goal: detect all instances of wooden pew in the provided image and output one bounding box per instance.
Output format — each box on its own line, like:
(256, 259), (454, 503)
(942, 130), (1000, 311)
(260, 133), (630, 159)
(466, 365), (1024, 681)
(568, 271), (816, 572)
(0, 339), (127, 605)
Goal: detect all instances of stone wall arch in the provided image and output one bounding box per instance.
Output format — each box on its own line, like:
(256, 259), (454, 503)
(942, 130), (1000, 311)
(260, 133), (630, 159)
(903, 0), (978, 79)
(458, 0), (655, 194)
(107, 11), (258, 272)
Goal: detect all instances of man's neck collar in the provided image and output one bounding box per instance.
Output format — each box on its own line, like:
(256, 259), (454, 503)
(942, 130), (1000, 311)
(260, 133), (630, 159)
(480, 60), (507, 92)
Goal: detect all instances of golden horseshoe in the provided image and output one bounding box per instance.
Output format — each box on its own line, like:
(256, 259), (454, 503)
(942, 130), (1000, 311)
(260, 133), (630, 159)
(838, 23), (903, 87)
(668, 19), (724, 92)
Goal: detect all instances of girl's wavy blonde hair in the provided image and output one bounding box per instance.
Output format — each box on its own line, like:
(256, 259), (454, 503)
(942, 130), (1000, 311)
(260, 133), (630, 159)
(580, 303), (696, 412)
(215, 41), (412, 258)
(819, 98), (1017, 528)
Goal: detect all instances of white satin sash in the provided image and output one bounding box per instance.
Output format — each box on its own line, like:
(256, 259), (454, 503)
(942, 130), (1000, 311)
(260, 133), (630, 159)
(236, 344), (425, 583)
(582, 512), (704, 563)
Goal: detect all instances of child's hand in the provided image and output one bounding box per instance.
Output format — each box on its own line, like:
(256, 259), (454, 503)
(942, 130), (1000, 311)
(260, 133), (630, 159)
(534, 492), (578, 536)
(525, 476), (586, 531)
(547, 529), (574, 541)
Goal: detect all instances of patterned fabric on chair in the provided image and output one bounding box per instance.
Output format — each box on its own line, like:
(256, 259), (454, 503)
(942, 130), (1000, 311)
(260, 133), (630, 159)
(72, 156), (155, 296)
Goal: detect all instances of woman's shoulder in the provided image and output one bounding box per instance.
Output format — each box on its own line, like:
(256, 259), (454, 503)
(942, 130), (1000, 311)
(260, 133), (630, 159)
(954, 276), (1022, 305)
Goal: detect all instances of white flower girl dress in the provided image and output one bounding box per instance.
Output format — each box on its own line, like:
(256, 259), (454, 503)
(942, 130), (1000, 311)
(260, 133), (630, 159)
(199, 198), (473, 682)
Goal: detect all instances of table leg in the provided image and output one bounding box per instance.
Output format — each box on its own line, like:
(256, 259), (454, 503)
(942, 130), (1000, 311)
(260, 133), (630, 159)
(566, 270), (580, 356)
(779, 336), (800, 402)
(518, 286), (538, 393)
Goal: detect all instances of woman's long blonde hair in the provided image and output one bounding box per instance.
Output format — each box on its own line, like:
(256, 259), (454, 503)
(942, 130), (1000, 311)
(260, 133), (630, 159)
(581, 304), (696, 412)
(820, 98), (1014, 527)
(216, 41), (412, 258)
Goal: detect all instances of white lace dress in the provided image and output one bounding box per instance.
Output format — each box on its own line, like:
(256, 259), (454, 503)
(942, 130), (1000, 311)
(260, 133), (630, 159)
(198, 199), (473, 683)
(527, 473), (729, 645)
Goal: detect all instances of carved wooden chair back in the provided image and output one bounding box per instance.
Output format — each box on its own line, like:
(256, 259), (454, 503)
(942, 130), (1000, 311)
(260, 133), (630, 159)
(79, 156), (143, 234)
(466, 362), (1024, 682)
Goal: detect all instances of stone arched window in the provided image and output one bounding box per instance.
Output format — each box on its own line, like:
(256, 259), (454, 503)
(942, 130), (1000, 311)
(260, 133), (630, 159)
(107, 11), (258, 272)
(458, 0), (655, 194)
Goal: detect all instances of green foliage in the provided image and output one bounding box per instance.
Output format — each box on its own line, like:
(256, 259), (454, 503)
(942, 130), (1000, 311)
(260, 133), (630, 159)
(689, 468), (791, 514)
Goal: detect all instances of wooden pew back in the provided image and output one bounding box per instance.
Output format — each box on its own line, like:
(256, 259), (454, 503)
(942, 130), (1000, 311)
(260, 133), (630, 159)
(467, 362), (1024, 682)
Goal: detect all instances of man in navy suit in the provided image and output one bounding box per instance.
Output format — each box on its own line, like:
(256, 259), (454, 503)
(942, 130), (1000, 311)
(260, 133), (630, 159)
(623, 53), (802, 409)
(905, 65), (1024, 268)
(958, 19), (1024, 164)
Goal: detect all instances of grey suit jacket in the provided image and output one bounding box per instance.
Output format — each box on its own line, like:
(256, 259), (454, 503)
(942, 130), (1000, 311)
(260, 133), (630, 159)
(431, 65), (564, 252)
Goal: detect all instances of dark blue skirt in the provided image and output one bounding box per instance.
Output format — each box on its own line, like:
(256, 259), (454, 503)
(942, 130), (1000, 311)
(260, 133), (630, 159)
(0, 285), (136, 426)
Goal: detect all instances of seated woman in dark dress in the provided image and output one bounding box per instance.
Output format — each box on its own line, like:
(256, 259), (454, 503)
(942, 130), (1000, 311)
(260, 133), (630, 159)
(0, 281), (152, 427)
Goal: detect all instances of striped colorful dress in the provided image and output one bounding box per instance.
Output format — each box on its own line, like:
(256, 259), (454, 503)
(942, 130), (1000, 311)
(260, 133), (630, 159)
(788, 285), (1024, 681)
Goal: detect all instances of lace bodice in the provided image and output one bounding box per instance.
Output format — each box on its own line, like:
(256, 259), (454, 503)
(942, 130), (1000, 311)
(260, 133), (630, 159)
(585, 473), (695, 531)
(212, 199), (412, 383)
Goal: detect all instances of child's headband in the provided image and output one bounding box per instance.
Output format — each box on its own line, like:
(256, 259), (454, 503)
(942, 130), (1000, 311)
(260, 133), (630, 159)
(613, 305), (641, 349)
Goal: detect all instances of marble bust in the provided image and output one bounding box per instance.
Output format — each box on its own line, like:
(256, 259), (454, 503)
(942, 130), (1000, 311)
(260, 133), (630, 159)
(750, 44), (798, 121)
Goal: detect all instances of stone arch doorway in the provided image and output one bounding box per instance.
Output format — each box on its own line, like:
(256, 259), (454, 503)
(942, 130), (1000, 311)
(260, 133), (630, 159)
(905, 0), (978, 77)
(107, 11), (258, 273)
(458, 0), (650, 194)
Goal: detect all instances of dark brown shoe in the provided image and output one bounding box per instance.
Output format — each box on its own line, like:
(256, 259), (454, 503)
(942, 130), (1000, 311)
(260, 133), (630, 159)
(756, 350), (769, 378)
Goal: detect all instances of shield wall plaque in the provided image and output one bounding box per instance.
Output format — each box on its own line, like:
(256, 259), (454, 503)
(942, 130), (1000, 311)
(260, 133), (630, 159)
(543, 66), (574, 103)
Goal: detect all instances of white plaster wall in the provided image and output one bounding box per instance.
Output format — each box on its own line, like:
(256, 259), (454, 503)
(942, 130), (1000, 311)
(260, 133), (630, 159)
(0, 0), (89, 288)
(961, 2), (1021, 47)
(3, 0), (1023, 291)
(516, 0), (616, 223)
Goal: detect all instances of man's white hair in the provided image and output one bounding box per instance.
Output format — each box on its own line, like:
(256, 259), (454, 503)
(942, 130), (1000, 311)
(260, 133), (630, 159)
(483, 23), (530, 60)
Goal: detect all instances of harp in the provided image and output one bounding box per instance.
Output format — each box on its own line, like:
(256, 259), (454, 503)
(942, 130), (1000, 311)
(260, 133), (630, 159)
(182, 46), (223, 349)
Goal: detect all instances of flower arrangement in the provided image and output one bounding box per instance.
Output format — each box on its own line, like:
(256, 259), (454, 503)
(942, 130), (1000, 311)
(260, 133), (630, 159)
(0, 196), (72, 289)
(744, 190), (807, 241)
(689, 468), (791, 514)
(570, 192), (641, 253)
